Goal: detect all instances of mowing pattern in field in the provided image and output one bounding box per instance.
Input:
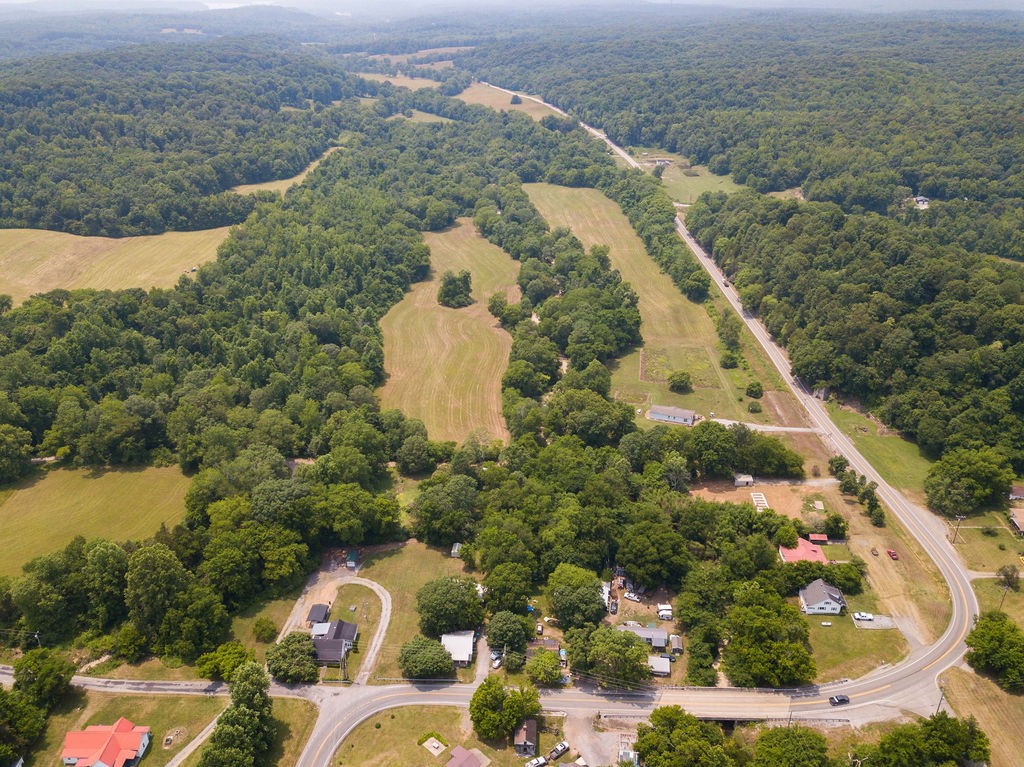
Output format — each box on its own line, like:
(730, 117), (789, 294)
(1, 466), (189, 577)
(0, 226), (229, 305)
(356, 72), (440, 90)
(378, 218), (520, 444)
(231, 146), (341, 196)
(525, 183), (764, 422)
(456, 83), (563, 121)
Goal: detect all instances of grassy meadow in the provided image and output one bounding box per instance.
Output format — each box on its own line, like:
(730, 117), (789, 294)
(334, 705), (541, 767)
(357, 541), (474, 682)
(356, 72), (440, 90)
(0, 227), (229, 305)
(28, 689), (225, 767)
(378, 218), (520, 444)
(942, 667), (1024, 767)
(804, 613), (907, 683)
(455, 83), (563, 121)
(179, 698), (318, 767)
(525, 183), (774, 423)
(626, 146), (744, 204)
(826, 402), (933, 498)
(231, 146), (341, 196)
(2, 466), (189, 577)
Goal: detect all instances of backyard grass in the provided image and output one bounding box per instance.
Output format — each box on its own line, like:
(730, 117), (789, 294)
(975, 577), (1024, 625)
(180, 697), (318, 767)
(357, 541), (474, 682)
(86, 657), (199, 681)
(525, 183), (775, 423)
(942, 667), (1024, 767)
(455, 82), (563, 121)
(0, 227), (229, 305)
(229, 587), (304, 662)
(1, 466), (189, 578)
(27, 689), (225, 767)
(322, 583), (382, 682)
(356, 72), (440, 89)
(334, 705), (548, 767)
(949, 511), (1024, 572)
(826, 402), (932, 499)
(231, 146), (341, 196)
(804, 612), (907, 683)
(378, 218), (520, 444)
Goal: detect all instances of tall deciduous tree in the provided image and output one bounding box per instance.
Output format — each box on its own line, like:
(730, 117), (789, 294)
(546, 563), (605, 629)
(416, 576), (485, 638)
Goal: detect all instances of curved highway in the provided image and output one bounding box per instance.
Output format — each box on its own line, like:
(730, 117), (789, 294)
(1, 85), (979, 767)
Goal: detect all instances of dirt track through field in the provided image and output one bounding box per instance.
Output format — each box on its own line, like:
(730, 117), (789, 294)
(378, 219), (519, 444)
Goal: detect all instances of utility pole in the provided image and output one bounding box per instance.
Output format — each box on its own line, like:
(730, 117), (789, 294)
(1000, 582), (1011, 611)
(952, 515), (966, 544)
(934, 683), (946, 716)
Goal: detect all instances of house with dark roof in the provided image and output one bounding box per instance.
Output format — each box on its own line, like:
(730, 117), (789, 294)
(61, 717), (151, 767)
(306, 603), (330, 626)
(799, 578), (846, 615)
(446, 746), (482, 767)
(313, 620), (358, 664)
(514, 719), (538, 756)
(1010, 485), (1024, 501)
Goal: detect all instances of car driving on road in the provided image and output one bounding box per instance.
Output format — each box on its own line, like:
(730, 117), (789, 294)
(829, 694), (850, 706)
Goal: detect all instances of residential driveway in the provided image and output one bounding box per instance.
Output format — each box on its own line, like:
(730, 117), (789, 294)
(279, 554), (393, 686)
(852, 615), (898, 630)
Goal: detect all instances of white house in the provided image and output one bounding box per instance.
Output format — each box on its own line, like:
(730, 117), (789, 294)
(440, 630), (476, 667)
(799, 578), (846, 615)
(61, 718), (151, 767)
(733, 473), (755, 487)
(646, 405), (697, 426)
(648, 655), (671, 677)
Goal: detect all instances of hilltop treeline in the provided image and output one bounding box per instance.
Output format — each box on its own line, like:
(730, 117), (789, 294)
(0, 40), (372, 236)
(459, 14), (1024, 261)
(687, 191), (1024, 471)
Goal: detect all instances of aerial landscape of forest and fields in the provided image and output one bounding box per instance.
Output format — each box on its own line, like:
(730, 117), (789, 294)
(1, 0), (1024, 765)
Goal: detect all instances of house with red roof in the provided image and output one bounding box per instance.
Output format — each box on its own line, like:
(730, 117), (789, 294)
(61, 717), (151, 767)
(779, 537), (828, 565)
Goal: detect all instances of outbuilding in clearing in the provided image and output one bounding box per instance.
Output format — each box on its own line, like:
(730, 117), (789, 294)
(646, 405), (697, 426)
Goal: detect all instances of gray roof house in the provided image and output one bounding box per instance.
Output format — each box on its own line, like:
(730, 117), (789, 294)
(441, 630), (476, 667)
(306, 603), (330, 625)
(618, 625), (668, 651)
(514, 719), (538, 756)
(313, 620), (358, 663)
(648, 655), (671, 677)
(799, 579), (846, 615)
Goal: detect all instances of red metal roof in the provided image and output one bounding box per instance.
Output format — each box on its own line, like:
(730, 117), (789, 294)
(61, 717), (150, 767)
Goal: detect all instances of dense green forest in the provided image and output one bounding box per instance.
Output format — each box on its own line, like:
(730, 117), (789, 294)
(0, 40), (374, 236)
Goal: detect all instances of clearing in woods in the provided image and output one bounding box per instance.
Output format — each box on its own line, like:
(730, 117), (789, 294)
(456, 82), (563, 121)
(356, 72), (440, 90)
(378, 218), (520, 444)
(525, 183), (777, 423)
(0, 227), (229, 305)
(0, 466), (189, 578)
(231, 146), (342, 196)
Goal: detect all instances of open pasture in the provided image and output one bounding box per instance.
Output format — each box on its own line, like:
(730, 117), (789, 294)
(231, 146), (341, 196)
(1, 466), (189, 577)
(525, 183), (768, 423)
(0, 227), (229, 305)
(356, 72), (440, 90)
(456, 82), (563, 121)
(378, 218), (519, 444)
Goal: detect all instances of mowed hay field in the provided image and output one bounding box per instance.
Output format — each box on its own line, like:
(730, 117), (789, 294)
(943, 667), (1024, 767)
(525, 183), (769, 423)
(231, 146), (342, 196)
(356, 72), (440, 90)
(1, 466), (189, 577)
(378, 218), (520, 444)
(0, 226), (229, 305)
(456, 83), (563, 121)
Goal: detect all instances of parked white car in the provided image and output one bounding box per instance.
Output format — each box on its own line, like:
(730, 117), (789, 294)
(853, 612), (874, 621)
(624, 592), (641, 602)
(525, 758), (548, 767)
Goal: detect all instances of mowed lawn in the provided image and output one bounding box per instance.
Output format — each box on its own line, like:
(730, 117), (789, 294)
(525, 183), (766, 423)
(0, 227), (229, 305)
(28, 690), (225, 767)
(179, 698), (318, 767)
(456, 82), (563, 121)
(358, 541), (474, 682)
(334, 706), (534, 767)
(378, 218), (520, 444)
(1, 466), (189, 577)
